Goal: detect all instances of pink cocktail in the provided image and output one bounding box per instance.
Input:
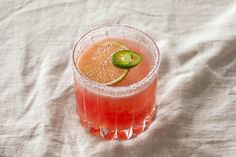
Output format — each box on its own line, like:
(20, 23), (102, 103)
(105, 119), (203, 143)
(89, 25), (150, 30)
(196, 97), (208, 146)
(72, 25), (160, 140)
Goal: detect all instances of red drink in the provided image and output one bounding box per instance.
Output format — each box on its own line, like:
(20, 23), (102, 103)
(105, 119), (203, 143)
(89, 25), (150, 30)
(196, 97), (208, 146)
(72, 25), (160, 140)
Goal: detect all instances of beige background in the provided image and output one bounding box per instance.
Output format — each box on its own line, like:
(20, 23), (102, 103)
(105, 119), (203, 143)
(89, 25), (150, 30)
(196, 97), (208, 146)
(0, 0), (236, 156)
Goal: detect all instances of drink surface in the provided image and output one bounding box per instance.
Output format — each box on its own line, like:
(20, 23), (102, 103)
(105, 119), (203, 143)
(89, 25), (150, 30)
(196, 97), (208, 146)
(76, 38), (152, 86)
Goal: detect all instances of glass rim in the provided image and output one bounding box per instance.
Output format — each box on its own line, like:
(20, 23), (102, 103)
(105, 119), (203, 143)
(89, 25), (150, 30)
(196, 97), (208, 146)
(72, 24), (161, 97)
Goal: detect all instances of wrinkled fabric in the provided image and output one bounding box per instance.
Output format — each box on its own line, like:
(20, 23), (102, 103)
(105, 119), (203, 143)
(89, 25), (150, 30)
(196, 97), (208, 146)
(0, 0), (236, 156)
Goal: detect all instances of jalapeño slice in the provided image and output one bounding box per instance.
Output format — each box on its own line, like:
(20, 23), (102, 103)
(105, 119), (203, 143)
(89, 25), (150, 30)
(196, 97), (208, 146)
(112, 50), (142, 69)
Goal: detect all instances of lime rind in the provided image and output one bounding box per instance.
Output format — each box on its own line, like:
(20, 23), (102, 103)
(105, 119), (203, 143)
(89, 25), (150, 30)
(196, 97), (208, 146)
(104, 69), (129, 86)
(110, 41), (128, 50)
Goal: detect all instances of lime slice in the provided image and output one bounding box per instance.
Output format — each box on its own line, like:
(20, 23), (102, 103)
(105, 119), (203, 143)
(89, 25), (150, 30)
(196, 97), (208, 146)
(77, 40), (129, 86)
(112, 50), (142, 69)
(104, 69), (129, 86)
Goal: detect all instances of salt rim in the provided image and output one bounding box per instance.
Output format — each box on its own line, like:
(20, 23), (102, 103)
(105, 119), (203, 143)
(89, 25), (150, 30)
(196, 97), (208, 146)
(72, 24), (161, 97)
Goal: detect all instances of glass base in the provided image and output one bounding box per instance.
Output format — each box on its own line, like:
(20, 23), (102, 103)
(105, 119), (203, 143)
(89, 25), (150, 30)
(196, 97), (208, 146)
(78, 107), (156, 140)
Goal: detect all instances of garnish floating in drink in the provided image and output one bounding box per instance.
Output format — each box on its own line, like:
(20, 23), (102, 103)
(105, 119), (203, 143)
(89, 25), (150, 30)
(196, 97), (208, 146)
(112, 50), (142, 69)
(77, 40), (142, 86)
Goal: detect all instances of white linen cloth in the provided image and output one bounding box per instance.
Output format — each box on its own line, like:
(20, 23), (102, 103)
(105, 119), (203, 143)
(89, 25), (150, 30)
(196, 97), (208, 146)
(0, 0), (236, 156)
